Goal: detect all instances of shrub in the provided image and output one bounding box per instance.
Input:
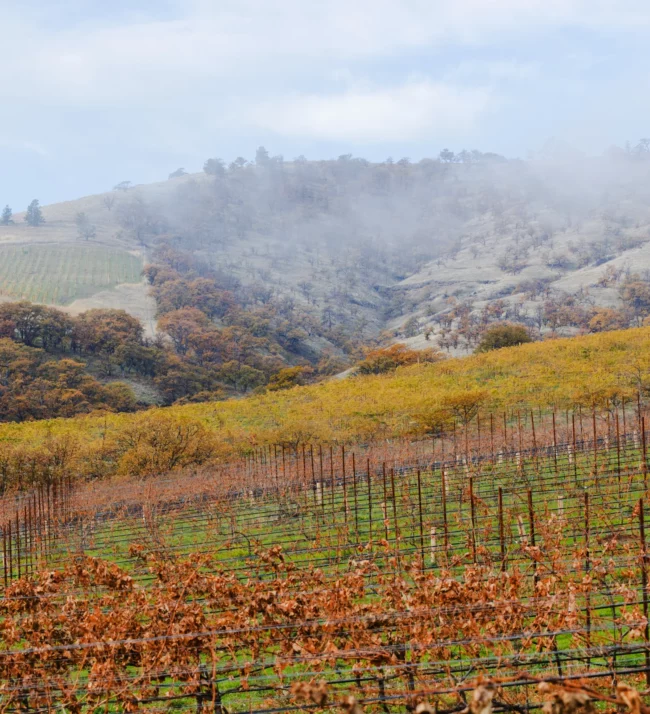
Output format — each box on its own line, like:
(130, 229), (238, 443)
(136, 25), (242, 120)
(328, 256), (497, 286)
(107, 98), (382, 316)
(475, 324), (532, 353)
(116, 412), (215, 477)
(355, 343), (442, 375)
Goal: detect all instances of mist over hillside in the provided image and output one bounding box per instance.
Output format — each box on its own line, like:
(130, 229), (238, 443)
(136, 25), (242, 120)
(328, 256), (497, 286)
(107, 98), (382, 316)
(107, 141), (650, 351)
(3, 141), (650, 413)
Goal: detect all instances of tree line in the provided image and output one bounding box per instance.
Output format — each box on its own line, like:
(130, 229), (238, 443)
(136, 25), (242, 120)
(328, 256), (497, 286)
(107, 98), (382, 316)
(0, 200), (45, 227)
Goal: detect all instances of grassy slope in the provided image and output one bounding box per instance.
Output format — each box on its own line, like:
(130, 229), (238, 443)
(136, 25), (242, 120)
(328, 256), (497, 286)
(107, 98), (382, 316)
(0, 326), (648, 454)
(0, 177), (192, 319)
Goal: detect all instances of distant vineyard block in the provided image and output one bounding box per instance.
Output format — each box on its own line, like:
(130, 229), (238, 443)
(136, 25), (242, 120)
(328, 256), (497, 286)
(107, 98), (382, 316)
(0, 244), (143, 304)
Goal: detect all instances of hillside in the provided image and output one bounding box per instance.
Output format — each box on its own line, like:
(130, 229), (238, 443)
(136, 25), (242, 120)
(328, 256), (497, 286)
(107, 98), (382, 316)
(1, 325), (648, 486)
(5, 146), (650, 361)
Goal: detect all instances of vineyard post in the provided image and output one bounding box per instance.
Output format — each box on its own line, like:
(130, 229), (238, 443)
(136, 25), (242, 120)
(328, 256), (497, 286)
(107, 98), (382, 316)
(273, 445), (279, 492)
(382, 463), (389, 541)
(441, 469), (448, 553)
(16, 512), (20, 579)
(530, 410), (537, 454)
(54, 479), (59, 544)
(390, 468), (399, 568)
(352, 453), (360, 541)
(319, 446), (325, 517)
(638, 497), (650, 686)
(26, 502), (31, 576)
(302, 444), (308, 510)
(498, 487), (505, 571)
(417, 469), (425, 563)
(32, 494), (38, 569)
(643, 417), (649, 492)
(572, 414), (578, 487)
(464, 419), (469, 466)
(552, 410), (558, 472)
(367, 458), (373, 547)
(8, 520), (12, 582)
(490, 412), (495, 463)
(616, 412), (622, 499)
(527, 490), (538, 589)
(585, 490), (591, 669)
(623, 397), (627, 456)
(469, 476), (477, 564)
(342, 446), (348, 527)
(503, 412), (508, 461)
(30, 497), (35, 572)
(25, 502), (30, 576)
(330, 446), (335, 523)
(453, 422), (457, 464)
(531, 410), (539, 484)
(38, 489), (44, 565)
(517, 411), (525, 477)
(310, 445), (317, 510)
(2, 525), (6, 587)
(46, 482), (51, 554)
(592, 410), (598, 476)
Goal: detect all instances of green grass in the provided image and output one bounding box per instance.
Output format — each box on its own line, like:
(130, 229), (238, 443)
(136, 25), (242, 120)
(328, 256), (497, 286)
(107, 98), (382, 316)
(0, 243), (143, 304)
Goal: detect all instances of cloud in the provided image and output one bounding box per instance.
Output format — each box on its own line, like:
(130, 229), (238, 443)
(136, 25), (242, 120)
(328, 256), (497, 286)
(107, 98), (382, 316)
(447, 61), (540, 83)
(248, 81), (494, 142)
(3, 0), (650, 108)
(0, 138), (50, 158)
(0, 0), (649, 172)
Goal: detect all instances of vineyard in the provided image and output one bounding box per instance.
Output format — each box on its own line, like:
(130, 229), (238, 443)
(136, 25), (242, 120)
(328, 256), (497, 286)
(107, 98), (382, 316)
(3, 403), (650, 712)
(0, 244), (143, 305)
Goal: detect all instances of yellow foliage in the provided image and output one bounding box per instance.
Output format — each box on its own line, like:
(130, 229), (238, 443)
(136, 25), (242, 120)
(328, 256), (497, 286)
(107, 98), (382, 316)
(2, 326), (650, 480)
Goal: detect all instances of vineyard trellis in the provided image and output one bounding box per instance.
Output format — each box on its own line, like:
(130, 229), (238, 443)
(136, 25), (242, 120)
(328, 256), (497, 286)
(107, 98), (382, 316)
(5, 403), (650, 712)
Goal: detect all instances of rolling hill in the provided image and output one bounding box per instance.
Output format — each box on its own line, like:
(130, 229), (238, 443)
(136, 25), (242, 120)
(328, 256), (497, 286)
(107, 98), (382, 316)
(3, 146), (650, 357)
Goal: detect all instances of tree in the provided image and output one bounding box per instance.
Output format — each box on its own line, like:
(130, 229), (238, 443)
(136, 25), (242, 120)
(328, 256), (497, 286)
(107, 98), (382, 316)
(75, 212), (96, 241)
(0, 302), (66, 347)
(152, 277), (235, 318)
(168, 168), (187, 179)
(445, 389), (488, 426)
(113, 181), (131, 191)
(255, 146), (270, 165)
(115, 198), (161, 245)
(588, 308), (628, 333)
(24, 199), (44, 227)
(1, 205), (13, 225)
(158, 308), (211, 355)
(403, 316), (420, 338)
(116, 412), (214, 477)
(267, 366), (313, 391)
(203, 158), (226, 177)
(475, 323), (532, 352)
(620, 278), (650, 325)
(103, 194), (116, 211)
(73, 309), (144, 355)
(355, 344), (442, 375)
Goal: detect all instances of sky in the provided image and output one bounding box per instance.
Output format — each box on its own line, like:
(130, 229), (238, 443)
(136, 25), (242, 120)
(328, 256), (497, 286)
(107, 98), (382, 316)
(1, 0), (650, 208)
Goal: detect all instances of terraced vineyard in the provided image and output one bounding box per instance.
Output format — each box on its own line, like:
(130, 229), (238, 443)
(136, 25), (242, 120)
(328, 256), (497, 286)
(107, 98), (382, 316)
(0, 243), (143, 304)
(4, 405), (650, 712)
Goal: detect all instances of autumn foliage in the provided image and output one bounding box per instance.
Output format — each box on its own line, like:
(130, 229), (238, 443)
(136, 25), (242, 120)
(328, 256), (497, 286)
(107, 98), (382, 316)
(355, 343), (442, 375)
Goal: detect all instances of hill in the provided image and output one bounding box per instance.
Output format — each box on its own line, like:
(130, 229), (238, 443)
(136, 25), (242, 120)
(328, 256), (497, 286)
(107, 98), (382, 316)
(0, 324), (648, 486)
(5, 146), (650, 361)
